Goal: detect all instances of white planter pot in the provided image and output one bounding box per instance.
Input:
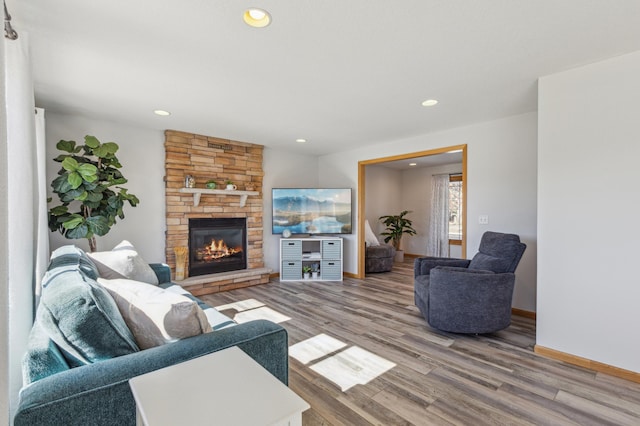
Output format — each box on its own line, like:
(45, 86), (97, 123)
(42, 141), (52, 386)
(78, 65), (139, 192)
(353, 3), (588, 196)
(394, 250), (404, 263)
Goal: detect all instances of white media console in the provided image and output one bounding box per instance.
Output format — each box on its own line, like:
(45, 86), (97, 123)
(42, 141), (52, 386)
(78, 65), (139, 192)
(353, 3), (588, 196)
(280, 237), (343, 281)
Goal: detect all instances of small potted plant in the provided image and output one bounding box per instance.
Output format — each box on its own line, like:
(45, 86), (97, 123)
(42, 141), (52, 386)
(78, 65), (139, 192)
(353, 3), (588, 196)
(205, 180), (217, 189)
(225, 180), (237, 190)
(311, 263), (320, 280)
(302, 265), (312, 280)
(379, 210), (417, 263)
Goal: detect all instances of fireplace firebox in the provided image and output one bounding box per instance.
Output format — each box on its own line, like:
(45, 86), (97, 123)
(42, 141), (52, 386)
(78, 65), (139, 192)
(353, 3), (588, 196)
(188, 218), (247, 277)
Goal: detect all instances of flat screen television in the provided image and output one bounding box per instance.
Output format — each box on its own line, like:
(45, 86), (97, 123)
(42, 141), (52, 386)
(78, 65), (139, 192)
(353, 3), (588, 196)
(272, 188), (352, 235)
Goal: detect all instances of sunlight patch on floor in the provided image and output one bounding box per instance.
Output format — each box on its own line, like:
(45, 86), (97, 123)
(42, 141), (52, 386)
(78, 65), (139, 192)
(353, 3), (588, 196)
(308, 346), (396, 391)
(289, 333), (397, 391)
(289, 334), (348, 365)
(214, 299), (291, 324)
(233, 306), (291, 324)
(214, 298), (265, 312)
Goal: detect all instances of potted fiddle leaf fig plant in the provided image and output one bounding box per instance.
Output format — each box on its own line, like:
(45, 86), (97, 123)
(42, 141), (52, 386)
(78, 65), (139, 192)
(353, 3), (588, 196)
(379, 210), (417, 262)
(48, 135), (140, 252)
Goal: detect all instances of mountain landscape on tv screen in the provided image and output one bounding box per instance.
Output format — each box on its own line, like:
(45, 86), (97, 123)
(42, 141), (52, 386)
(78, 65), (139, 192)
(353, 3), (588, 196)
(273, 194), (352, 234)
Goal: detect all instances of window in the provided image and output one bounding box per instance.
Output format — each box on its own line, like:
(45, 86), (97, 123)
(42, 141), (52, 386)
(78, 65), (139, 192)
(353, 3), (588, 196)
(449, 175), (463, 242)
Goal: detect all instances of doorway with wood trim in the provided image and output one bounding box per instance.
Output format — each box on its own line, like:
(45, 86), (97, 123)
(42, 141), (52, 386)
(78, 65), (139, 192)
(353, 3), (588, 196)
(357, 145), (467, 279)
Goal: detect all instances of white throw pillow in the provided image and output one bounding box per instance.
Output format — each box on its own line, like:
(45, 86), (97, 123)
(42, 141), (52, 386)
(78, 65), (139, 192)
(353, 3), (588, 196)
(364, 220), (380, 247)
(97, 278), (212, 349)
(88, 240), (158, 285)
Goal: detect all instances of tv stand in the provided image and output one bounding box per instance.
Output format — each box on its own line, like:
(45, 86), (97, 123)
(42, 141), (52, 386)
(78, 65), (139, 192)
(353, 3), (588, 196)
(280, 237), (343, 281)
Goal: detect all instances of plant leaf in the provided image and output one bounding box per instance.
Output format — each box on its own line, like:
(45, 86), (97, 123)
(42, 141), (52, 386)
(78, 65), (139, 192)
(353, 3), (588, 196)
(84, 191), (103, 203)
(53, 154), (70, 163)
(77, 163), (98, 182)
(84, 135), (100, 149)
(86, 216), (110, 236)
(56, 140), (76, 153)
(49, 205), (68, 216)
(110, 177), (128, 185)
(62, 214), (84, 230)
(52, 175), (72, 193)
(67, 224), (89, 240)
(67, 172), (83, 189)
(102, 142), (119, 154)
(62, 157), (79, 172)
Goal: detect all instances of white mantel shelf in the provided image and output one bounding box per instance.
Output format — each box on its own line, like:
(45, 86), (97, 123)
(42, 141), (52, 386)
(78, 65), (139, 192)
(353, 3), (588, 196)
(178, 188), (259, 207)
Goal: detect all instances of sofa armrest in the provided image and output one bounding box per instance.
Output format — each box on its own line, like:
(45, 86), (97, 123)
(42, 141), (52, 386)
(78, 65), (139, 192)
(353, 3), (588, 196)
(15, 319), (288, 426)
(414, 257), (471, 277)
(148, 263), (172, 284)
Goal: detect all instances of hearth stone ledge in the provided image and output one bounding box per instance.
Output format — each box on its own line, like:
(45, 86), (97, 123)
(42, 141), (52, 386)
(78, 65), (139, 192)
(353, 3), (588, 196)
(175, 267), (272, 296)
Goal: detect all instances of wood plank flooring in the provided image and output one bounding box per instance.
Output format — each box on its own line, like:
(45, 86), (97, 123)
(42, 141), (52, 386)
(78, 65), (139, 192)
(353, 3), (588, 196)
(200, 261), (640, 425)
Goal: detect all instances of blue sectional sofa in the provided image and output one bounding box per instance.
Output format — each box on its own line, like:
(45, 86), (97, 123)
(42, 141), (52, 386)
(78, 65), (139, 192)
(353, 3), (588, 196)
(14, 246), (288, 426)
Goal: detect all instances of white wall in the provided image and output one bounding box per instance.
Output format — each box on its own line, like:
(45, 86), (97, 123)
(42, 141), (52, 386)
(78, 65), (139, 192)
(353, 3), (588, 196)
(319, 112), (538, 311)
(45, 112), (166, 262)
(364, 165), (402, 237)
(262, 148), (319, 272)
(538, 50), (640, 372)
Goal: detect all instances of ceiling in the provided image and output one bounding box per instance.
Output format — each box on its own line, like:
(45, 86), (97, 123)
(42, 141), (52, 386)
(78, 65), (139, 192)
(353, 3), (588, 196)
(11, 1), (640, 156)
(375, 151), (463, 170)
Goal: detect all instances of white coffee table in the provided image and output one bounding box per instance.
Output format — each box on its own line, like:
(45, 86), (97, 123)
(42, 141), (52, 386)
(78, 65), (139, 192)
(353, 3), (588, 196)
(129, 346), (309, 426)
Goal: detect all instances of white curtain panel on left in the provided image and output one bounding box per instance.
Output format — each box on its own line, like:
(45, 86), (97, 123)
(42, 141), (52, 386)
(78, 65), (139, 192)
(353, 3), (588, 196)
(34, 107), (49, 301)
(4, 33), (48, 416)
(426, 174), (450, 257)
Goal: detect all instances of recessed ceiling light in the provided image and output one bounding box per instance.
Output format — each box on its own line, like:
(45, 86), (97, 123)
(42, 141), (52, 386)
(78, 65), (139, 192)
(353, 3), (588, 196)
(421, 99), (439, 107)
(244, 8), (271, 28)
(409, 162), (417, 166)
(295, 139), (307, 143)
(153, 110), (171, 116)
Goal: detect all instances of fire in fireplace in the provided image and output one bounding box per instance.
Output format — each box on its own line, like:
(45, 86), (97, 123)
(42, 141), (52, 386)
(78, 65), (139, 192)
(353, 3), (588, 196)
(188, 218), (247, 277)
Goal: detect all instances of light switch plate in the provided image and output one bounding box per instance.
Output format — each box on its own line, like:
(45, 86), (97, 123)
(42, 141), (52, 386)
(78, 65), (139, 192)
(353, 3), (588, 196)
(478, 215), (489, 225)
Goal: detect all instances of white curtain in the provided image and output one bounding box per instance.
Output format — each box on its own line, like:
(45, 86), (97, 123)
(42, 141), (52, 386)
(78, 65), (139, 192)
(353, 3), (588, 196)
(426, 174), (450, 257)
(3, 32), (49, 417)
(34, 108), (49, 301)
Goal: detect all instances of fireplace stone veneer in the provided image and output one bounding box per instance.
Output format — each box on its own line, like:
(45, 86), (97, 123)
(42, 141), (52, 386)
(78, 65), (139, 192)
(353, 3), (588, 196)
(164, 130), (270, 295)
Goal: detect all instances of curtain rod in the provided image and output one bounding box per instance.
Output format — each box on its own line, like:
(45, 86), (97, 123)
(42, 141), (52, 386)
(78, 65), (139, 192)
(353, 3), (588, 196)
(4, 1), (18, 40)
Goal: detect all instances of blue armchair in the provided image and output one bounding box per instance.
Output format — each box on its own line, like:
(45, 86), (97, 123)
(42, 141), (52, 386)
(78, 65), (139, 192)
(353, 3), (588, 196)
(414, 231), (526, 334)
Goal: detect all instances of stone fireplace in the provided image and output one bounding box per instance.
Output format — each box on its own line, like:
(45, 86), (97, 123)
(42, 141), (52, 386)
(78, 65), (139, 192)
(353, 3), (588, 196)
(164, 130), (270, 296)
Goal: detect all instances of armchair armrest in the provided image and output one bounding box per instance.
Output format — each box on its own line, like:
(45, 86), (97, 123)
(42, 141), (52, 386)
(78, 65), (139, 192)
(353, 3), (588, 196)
(414, 257), (471, 277)
(15, 320), (288, 426)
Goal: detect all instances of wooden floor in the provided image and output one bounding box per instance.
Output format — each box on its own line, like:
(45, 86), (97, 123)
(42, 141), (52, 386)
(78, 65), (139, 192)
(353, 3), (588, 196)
(200, 260), (640, 425)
